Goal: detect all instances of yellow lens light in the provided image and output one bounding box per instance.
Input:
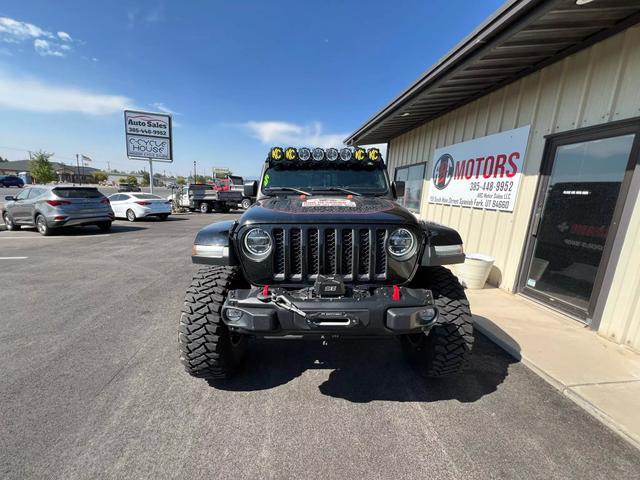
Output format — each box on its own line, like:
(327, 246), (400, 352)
(354, 148), (367, 161)
(367, 148), (381, 161)
(284, 147), (297, 160)
(270, 147), (284, 161)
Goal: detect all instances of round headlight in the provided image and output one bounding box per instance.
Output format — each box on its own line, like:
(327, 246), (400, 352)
(388, 228), (415, 258)
(339, 148), (352, 161)
(298, 147), (311, 161)
(244, 228), (272, 258)
(354, 147), (367, 161)
(312, 147), (325, 161)
(326, 148), (339, 162)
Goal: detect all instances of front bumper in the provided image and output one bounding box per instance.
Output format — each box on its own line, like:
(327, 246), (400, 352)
(222, 286), (437, 337)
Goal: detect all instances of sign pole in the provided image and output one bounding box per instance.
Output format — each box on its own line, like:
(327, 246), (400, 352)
(148, 159), (154, 194)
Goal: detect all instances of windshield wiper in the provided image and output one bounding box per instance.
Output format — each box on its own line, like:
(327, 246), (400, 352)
(266, 187), (312, 196)
(310, 187), (362, 196)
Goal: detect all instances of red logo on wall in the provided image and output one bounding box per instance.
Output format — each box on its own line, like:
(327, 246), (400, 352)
(432, 154), (454, 190)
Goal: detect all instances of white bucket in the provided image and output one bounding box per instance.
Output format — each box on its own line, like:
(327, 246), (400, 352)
(455, 253), (495, 289)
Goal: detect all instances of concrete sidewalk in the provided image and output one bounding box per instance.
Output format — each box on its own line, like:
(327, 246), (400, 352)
(468, 287), (640, 449)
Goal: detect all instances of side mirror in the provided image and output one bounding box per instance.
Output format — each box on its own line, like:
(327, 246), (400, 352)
(244, 181), (258, 197)
(393, 181), (405, 199)
(4, 195), (15, 201)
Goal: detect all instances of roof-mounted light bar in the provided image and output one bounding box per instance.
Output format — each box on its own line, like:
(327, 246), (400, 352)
(267, 146), (382, 166)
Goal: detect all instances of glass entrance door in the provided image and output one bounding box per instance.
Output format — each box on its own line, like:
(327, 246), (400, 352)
(521, 125), (638, 320)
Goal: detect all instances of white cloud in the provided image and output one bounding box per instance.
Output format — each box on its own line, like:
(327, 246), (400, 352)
(0, 71), (134, 114)
(151, 102), (179, 115)
(243, 121), (349, 148)
(34, 39), (65, 57)
(0, 17), (51, 42)
(0, 17), (74, 57)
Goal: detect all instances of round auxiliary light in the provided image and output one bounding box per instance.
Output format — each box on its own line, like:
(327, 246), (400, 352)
(339, 147), (352, 162)
(311, 147), (325, 161)
(367, 148), (381, 161)
(225, 308), (243, 322)
(354, 147), (367, 161)
(326, 148), (339, 162)
(298, 147), (311, 161)
(244, 227), (272, 258)
(387, 228), (415, 258)
(270, 146), (284, 161)
(284, 147), (298, 161)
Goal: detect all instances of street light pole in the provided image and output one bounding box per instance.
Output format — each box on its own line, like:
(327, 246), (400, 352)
(193, 161), (197, 183)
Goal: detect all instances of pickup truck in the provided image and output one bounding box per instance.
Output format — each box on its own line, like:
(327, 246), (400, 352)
(170, 184), (242, 213)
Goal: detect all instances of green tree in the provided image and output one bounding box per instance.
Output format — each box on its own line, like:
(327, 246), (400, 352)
(140, 171), (150, 186)
(92, 171), (108, 183)
(0, 155), (7, 162)
(126, 175), (138, 185)
(176, 176), (186, 186)
(29, 151), (57, 184)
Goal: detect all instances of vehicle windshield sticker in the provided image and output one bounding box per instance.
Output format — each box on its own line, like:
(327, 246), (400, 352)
(301, 198), (357, 208)
(263, 174), (270, 187)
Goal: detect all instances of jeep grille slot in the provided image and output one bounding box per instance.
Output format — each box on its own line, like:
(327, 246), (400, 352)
(273, 228), (285, 276)
(263, 225), (397, 284)
(375, 229), (387, 276)
(358, 229), (370, 280)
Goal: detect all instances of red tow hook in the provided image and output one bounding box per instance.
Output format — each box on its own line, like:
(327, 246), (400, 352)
(392, 285), (401, 301)
(262, 285), (270, 297)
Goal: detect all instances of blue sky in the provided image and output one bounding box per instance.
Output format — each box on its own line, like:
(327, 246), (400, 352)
(0, 0), (503, 177)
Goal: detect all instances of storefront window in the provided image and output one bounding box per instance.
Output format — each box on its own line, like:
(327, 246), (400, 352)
(395, 163), (425, 212)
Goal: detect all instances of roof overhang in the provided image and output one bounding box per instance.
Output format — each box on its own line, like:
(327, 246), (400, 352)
(346, 0), (640, 145)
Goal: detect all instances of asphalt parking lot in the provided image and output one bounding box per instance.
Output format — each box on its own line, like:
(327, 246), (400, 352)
(1, 213), (639, 479)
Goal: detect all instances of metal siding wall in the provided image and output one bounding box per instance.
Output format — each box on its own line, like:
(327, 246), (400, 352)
(385, 26), (640, 348)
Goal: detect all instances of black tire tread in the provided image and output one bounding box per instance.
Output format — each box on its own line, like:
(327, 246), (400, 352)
(179, 266), (245, 379)
(404, 266), (474, 377)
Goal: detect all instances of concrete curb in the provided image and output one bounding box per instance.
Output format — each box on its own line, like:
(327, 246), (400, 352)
(474, 316), (640, 451)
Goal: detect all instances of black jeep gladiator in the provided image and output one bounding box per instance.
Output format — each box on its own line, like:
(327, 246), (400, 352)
(179, 146), (473, 381)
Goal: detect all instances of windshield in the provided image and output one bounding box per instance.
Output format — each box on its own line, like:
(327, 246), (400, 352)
(263, 167), (389, 195)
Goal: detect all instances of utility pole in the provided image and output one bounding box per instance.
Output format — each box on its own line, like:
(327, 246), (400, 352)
(76, 154), (81, 185)
(193, 161), (197, 184)
(107, 161), (111, 172)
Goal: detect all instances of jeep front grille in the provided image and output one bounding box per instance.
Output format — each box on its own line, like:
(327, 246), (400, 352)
(271, 226), (389, 282)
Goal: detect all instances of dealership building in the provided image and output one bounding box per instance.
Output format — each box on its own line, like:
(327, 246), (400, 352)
(347, 0), (640, 351)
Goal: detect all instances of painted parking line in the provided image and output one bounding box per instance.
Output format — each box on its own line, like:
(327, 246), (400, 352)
(0, 257), (28, 260)
(0, 234), (111, 239)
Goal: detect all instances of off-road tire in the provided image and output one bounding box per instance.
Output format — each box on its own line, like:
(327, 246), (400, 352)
(199, 202), (210, 214)
(179, 266), (248, 380)
(3, 212), (21, 231)
(401, 266), (474, 377)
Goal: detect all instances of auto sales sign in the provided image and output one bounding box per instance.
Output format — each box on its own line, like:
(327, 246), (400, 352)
(427, 126), (531, 212)
(124, 110), (173, 162)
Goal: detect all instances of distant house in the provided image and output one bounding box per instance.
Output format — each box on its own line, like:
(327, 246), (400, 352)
(0, 160), (100, 184)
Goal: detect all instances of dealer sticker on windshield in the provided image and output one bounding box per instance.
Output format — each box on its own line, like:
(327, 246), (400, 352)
(302, 198), (357, 208)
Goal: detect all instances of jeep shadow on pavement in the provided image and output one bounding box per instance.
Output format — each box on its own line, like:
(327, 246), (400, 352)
(179, 146), (474, 384)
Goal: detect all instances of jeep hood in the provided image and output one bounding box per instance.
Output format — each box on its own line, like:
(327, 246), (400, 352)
(239, 196), (418, 225)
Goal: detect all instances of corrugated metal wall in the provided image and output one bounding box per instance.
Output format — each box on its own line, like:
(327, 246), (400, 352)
(387, 25), (640, 350)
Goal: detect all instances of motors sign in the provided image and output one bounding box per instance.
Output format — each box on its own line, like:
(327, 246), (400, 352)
(427, 126), (530, 212)
(124, 110), (173, 162)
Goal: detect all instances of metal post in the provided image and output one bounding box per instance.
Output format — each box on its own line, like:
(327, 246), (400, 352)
(193, 161), (197, 183)
(76, 154), (81, 185)
(148, 159), (154, 194)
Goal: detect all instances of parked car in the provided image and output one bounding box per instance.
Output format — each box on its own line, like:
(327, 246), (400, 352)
(117, 183), (142, 192)
(2, 186), (114, 235)
(0, 175), (25, 188)
(109, 193), (171, 221)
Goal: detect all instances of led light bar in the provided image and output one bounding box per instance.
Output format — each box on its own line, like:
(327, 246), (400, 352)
(339, 148), (352, 161)
(284, 147), (297, 161)
(326, 148), (339, 162)
(298, 147), (311, 161)
(270, 146), (284, 161)
(312, 147), (325, 161)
